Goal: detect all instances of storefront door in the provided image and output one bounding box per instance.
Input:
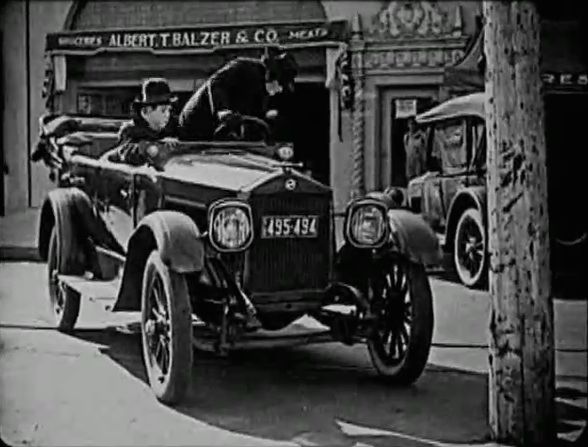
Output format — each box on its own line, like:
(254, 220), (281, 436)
(380, 88), (437, 189)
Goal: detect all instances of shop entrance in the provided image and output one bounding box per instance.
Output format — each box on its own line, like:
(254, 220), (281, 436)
(390, 97), (437, 187)
(271, 82), (330, 185)
(545, 92), (588, 292)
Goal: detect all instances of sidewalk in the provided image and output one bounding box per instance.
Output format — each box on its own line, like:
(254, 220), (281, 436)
(0, 208), (40, 261)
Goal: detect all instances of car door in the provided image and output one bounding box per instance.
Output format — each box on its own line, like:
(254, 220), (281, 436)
(133, 166), (162, 225)
(97, 159), (135, 252)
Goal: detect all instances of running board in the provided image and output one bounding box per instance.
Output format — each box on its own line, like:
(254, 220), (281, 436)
(58, 274), (120, 311)
(192, 322), (334, 352)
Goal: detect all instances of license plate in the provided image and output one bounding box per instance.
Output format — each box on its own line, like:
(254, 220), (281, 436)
(261, 215), (319, 238)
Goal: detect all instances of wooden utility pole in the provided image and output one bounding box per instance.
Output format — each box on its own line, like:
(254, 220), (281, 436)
(483, 2), (555, 446)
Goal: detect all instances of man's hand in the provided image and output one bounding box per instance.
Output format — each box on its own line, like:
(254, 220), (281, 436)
(265, 109), (279, 120)
(217, 110), (241, 127)
(217, 109), (233, 121)
(160, 136), (179, 149)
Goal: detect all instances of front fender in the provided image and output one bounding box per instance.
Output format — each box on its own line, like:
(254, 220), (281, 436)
(114, 210), (204, 311)
(336, 209), (441, 290)
(135, 210), (204, 273)
(387, 209), (443, 267)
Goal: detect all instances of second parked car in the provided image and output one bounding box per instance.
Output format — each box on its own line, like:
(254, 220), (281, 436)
(406, 93), (488, 288)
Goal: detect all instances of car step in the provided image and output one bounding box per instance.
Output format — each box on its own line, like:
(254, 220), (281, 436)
(58, 274), (119, 311)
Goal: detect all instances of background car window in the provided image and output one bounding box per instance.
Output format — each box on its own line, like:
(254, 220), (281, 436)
(471, 120), (487, 170)
(432, 119), (468, 174)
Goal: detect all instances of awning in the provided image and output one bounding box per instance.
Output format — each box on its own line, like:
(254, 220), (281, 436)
(45, 20), (350, 56)
(444, 20), (588, 93)
(416, 93), (485, 124)
(443, 30), (484, 92)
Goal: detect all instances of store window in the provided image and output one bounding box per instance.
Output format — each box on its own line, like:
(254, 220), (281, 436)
(76, 88), (138, 117)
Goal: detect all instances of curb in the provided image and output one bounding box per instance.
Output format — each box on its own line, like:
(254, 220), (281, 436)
(0, 246), (41, 262)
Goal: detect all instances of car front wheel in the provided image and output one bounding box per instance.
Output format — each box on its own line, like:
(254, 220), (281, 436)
(453, 208), (487, 288)
(367, 258), (433, 384)
(141, 250), (193, 405)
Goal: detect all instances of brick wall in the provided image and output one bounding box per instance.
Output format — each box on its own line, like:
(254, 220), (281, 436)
(71, 0), (326, 30)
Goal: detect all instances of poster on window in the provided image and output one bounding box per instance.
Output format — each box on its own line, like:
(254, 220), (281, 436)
(395, 99), (417, 118)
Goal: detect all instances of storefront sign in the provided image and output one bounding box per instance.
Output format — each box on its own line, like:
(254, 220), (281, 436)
(395, 99), (417, 118)
(542, 72), (588, 90)
(46, 20), (349, 54)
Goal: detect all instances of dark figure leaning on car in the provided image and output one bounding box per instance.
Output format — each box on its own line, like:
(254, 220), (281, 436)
(112, 77), (179, 166)
(178, 49), (298, 141)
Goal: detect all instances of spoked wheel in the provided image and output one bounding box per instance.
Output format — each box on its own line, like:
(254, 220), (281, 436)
(141, 250), (193, 405)
(47, 228), (81, 332)
(367, 257), (433, 384)
(453, 208), (488, 288)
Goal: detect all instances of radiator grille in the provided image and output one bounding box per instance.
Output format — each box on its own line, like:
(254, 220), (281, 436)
(246, 193), (331, 293)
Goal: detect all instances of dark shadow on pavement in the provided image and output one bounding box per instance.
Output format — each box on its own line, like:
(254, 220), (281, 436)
(429, 260), (587, 300)
(69, 327), (491, 446)
(430, 265), (584, 300)
(556, 385), (588, 446)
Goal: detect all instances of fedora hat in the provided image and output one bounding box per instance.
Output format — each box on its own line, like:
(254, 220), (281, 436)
(134, 78), (177, 107)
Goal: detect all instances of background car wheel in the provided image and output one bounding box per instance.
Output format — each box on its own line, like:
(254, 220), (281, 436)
(141, 250), (193, 405)
(367, 258), (433, 384)
(453, 208), (488, 288)
(47, 228), (81, 332)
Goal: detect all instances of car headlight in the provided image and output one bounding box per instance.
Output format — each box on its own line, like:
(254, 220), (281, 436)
(208, 200), (253, 252)
(344, 199), (389, 248)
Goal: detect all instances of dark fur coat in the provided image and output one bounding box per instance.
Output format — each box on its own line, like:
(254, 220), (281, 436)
(178, 57), (269, 141)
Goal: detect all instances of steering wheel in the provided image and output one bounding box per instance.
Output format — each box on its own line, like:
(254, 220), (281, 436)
(213, 114), (271, 141)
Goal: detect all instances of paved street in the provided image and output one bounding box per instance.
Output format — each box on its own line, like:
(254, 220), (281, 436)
(0, 261), (586, 447)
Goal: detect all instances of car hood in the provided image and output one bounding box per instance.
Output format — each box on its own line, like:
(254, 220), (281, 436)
(159, 151), (328, 194)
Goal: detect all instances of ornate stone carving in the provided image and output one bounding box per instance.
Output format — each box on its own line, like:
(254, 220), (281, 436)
(368, 1), (463, 39)
(363, 47), (465, 70)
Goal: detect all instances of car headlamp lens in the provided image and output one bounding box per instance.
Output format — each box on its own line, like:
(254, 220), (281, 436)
(345, 201), (388, 248)
(209, 201), (253, 252)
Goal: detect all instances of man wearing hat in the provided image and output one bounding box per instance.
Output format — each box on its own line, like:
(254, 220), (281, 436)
(116, 77), (179, 165)
(178, 49), (298, 141)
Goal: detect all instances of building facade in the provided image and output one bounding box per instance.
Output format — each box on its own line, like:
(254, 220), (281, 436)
(1, 0), (482, 218)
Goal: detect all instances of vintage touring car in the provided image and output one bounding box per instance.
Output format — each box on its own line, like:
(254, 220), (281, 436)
(35, 114), (442, 405)
(405, 92), (588, 290)
(405, 93), (488, 288)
